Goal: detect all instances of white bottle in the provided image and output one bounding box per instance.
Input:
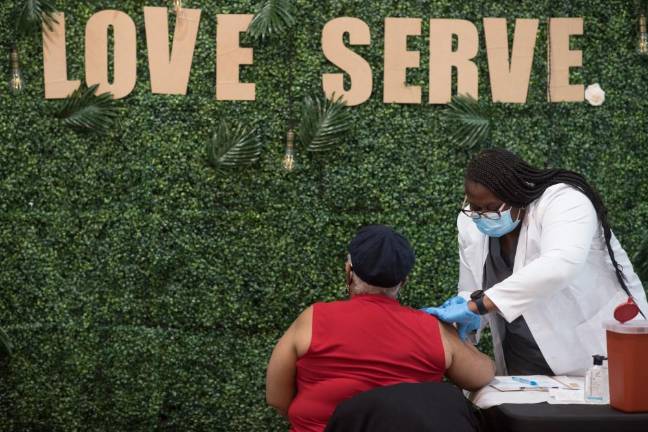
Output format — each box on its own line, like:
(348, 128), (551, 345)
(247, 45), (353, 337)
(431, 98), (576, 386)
(584, 355), (609, 404)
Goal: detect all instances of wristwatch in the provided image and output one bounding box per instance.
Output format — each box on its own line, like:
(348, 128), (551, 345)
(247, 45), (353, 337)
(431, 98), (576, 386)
(470, 290), (489, 315)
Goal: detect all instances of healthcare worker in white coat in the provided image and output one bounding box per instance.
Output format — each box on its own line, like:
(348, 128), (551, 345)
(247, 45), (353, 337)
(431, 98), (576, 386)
(423, 148), (648, 376)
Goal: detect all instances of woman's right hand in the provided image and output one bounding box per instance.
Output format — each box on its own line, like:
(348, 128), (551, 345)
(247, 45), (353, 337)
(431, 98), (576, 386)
(421, 296), (481, 341)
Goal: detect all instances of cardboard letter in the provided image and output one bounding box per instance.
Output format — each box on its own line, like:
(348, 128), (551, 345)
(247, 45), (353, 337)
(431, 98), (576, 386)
(322, 17), (372, 106)
(85, 10), (137, 99)
(429, 19), (479, 104)
(548, 17), (584, 102)
(216, 14), (255, 101)
(484, 18), (538, 103)
(43, 12), (80, 99)
(144, 6), (201, 95)
(384, 17), (422, 104)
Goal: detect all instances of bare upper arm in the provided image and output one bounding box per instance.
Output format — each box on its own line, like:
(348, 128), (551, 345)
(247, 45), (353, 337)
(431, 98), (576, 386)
(438, 321), (453, 370)
(265, 306), (313, 415)
(439, 322), (495, 392)
(293, 306), (313, 357)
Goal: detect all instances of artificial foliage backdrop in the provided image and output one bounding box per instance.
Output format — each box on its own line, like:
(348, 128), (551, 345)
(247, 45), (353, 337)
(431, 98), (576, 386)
(1, 1), (648, 430)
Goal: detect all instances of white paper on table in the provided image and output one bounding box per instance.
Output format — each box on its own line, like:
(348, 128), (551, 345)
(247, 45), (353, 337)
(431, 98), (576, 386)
(552, 376), (584, 390)
(547, 388), (586, 404)
(489, 375), (567, 392)
(471, 376), (588, 409)
(470, 385), (550, 409)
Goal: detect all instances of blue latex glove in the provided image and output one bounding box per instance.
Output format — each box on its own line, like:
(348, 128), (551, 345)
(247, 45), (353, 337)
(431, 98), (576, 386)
(422, 295), (466, 314)
(438, 295), (466, 309)
(421, 296), (481, 341)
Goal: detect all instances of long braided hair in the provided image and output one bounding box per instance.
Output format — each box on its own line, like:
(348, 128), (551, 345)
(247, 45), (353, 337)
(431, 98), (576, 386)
(465, 148), (632, 299)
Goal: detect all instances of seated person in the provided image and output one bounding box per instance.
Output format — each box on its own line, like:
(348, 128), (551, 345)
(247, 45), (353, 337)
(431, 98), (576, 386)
(266, 225), (495, 432)
(324, 382), (480, 432)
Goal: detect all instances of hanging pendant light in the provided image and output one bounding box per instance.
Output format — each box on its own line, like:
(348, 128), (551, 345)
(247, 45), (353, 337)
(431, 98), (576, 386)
(172, 0), (182, 14)
(282, 129), (296, 171)
(638, 11), (648, 55)
(8, 46), (24, 94)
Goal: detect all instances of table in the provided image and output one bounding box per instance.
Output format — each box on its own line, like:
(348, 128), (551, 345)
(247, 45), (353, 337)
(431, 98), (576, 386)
(481, 403), (648, 432)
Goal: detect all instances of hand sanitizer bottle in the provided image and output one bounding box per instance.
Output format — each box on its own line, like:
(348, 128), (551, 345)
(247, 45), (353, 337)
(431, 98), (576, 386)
(585, 355), (609, 404)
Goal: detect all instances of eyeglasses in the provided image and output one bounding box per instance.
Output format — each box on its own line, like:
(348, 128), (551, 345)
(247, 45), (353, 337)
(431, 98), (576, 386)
(461, 196), (509, 220)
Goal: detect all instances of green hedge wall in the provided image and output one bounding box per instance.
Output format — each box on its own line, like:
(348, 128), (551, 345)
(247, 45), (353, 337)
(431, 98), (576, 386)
(1, 0), (647, 430)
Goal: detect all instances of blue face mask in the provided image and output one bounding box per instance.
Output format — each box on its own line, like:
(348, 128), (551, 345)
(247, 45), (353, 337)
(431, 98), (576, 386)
(473, 207), (521, 237)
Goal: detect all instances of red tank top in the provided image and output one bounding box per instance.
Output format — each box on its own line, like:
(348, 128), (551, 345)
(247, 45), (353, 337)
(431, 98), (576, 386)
(288, 294), (445, 432)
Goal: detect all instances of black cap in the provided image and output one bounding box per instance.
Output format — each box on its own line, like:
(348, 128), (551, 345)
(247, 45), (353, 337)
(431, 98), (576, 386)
(348, 225), (415, 288)
(592, 355), (607, 366)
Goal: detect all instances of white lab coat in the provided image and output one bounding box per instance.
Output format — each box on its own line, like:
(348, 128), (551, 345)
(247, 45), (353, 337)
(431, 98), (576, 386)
(457, 183), (648, 376)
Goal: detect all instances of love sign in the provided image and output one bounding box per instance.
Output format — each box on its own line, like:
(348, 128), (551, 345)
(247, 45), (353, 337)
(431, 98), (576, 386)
(43, 7), (585, 105)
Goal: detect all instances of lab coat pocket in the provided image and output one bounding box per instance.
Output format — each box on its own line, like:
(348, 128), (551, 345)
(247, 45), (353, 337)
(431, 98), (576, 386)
(574, 290), (628, 357)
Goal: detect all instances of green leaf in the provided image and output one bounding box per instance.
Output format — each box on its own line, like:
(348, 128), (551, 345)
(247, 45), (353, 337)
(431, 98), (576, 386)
(248, 0), (295, 40)
(0, 327), (11, 357)
(55, 84), (120, 134)
(298, 94), (352, 153)
(207, 121), (262, 167)
(14, 0), (59, 37)
(442, 94), (492, 151)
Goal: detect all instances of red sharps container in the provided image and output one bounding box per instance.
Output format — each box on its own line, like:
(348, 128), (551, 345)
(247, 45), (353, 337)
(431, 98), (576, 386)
(604, 320), (648, 412)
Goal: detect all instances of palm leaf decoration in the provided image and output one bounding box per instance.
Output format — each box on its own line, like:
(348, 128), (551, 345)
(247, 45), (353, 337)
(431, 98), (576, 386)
(442, 94), (492, 151)
(14, 0), (59, 36)
(248, 0), (295, 40)
(633, 231), (648, 284)
(0, 327), (12, 357)
(55, 84), (120, 134)
(207, 121), (262, 167)
(298, 94), (352, 153)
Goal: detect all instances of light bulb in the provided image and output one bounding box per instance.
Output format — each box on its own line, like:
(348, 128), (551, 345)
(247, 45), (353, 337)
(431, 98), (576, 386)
(9, 47), (24, 94)
(638, 14), (648, 55)
(282, 129), (296, 171)
(173, 0), (182, 14)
